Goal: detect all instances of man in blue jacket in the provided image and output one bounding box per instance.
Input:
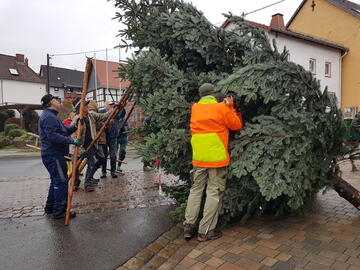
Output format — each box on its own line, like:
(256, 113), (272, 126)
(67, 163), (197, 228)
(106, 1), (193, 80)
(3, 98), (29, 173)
(39, 94), (80, 219)
(100, 101), (120, 178)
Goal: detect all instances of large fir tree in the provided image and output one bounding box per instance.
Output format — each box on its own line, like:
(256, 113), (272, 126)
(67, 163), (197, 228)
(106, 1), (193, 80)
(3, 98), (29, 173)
(113, 0), (359, 223)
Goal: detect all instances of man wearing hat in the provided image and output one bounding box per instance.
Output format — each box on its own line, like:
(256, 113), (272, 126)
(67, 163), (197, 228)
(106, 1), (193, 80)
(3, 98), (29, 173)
(183, 83), (243, 241)
(39, 94), (80, 219)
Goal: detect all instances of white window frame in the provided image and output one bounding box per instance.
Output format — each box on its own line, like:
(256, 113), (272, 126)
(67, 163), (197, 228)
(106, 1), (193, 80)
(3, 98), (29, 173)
(325, 62), (331, 77)
(309, 58), (316, 74)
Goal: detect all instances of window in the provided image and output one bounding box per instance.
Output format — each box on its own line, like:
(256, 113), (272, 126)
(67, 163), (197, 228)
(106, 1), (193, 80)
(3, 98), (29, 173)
(309, 58), (316, 74)
(54, 87), (59, 92)
(325, 62), (331, 77)
(9, 68), (19, 75)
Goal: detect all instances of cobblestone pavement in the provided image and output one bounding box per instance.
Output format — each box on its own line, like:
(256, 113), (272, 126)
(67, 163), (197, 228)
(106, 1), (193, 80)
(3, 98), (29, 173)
(118, 162), (360, 270)
(0, 151), (180, 219)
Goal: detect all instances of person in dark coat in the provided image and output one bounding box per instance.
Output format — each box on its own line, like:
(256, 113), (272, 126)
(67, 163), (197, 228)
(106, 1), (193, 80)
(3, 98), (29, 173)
(39, 94), (80, 219)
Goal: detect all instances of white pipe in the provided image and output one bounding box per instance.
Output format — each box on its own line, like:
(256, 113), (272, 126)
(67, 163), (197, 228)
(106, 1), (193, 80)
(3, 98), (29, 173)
(0, 79), (3, 104)
(106, 48), (109, 99)
(340, 50), (348, 110)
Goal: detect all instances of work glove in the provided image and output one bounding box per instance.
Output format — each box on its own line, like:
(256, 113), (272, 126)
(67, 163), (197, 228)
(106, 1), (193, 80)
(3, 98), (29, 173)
(224, 97), (233, 108)
(70, 138), (81, 147)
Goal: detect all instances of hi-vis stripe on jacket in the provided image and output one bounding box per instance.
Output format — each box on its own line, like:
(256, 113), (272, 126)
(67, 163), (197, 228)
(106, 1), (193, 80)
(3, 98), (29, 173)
(190, 95), (243, 168)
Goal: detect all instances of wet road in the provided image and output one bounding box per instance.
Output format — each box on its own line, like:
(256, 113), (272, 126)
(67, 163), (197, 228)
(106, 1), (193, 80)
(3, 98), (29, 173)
(0, 205), (174, 270)
(0, 156), (47, 178)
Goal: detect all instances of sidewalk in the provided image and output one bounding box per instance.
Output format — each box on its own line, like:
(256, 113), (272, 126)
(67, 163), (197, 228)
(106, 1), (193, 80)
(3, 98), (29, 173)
(0, 148), (40, 159)
(119, 162), (360, 270)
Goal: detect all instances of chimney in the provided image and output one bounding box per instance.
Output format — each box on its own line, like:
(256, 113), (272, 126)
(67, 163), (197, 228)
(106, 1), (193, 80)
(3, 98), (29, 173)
(15, 54), (25, 63)
(270, 13), (285, 29)
(25, 58), (28, 66)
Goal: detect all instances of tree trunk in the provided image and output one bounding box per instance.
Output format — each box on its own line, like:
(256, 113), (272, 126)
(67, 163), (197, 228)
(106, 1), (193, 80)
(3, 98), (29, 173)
(334, 176), (360, 210)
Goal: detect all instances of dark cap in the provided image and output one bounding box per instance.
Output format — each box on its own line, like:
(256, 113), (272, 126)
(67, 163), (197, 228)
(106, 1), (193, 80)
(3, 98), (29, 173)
(198, 83), (219, 97)
(41, 94), (54, 108)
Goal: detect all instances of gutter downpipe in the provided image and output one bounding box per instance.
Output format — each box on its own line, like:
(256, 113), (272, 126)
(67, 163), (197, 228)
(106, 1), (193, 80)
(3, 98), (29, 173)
(340, 49), (348, 111)
(0, 80), (3, 104)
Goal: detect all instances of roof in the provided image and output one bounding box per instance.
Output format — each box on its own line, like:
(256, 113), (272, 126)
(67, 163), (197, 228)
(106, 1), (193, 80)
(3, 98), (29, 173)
(88, 59), (130, 91)
(39, 65), (84, 88)
(0, 103), (43, 110)
(287, 0), (360, 27)
(221, 18), (348, 53)
(0, 54), (43, 84)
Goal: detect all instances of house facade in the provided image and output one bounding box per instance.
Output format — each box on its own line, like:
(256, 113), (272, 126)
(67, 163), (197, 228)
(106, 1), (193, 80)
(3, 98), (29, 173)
(286, 0), (360, 114)
(222, 14), (347, 106)
(39, 65), (84, 100)
(0, 53), (45, 106)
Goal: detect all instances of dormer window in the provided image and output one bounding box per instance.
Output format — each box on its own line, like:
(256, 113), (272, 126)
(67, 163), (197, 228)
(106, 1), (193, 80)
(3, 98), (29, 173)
(9, 68), (19, 75)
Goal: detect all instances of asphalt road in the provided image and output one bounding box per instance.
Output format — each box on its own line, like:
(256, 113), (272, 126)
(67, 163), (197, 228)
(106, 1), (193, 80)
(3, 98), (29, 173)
(0, 156), (48, 178)
(0, 205), (174, 270)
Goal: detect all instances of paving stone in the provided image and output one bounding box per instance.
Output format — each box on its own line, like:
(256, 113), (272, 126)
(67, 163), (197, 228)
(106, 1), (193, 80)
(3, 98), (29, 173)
(123, 257), (144, 270)
(188, 249), (203, 259)
(261, 257), (278, 267)
(218, 262), (245, 270)
(305, 253), (334, 267)
(221, 253), (242, 264)
(196, 253), (213, 263)
(304, 262), (332, 270)
(276, 253), (292, 262)
(346, 256), (360, 266)
(135, 248), (154, 262)
(179, 257), (197, 268)
(241, 250), (266, 263)
(254, 246), (280, 257)
(272, 261), (295, 270)
(287, 256), (308, 267)
(235, 257), (262, 270)
(189, 262), (207, 270)
(331, 261), (350, 270)
(318, 250), (349, 262)
(205, 257), (225, 267)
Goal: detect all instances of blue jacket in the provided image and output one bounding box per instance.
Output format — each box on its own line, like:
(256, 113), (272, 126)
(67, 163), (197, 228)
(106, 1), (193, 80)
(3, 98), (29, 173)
(39, 109), (77, 157)
(100, 108), (123, 139)
(118, 117), (129, 144)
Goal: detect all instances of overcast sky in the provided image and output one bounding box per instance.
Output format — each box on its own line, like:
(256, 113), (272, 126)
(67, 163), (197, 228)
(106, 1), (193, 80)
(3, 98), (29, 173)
(1, 0), (359, 73)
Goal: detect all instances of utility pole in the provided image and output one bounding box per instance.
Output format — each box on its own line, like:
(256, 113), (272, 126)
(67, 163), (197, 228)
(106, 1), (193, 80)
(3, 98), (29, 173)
(46, 54), (50, 94)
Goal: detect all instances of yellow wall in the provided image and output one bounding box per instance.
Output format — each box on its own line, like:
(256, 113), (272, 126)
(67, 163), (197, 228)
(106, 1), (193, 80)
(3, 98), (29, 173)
(288, 0), (360, 110)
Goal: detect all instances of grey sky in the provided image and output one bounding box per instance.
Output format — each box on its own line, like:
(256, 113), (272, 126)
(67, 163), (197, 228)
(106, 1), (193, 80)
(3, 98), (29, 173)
(1, 0), (358, 73)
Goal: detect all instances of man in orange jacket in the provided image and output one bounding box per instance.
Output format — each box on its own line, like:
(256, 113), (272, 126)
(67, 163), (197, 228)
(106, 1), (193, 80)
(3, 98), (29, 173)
(184, 83), (243, 242)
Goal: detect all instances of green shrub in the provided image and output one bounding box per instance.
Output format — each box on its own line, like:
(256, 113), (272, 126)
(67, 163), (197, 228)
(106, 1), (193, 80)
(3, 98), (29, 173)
(0, 110), (15, 131)
(4, 124), (20, 136)
(7, 128), (26, 139)
(0, 135), (12, 148)
(13, 134), (35, 142)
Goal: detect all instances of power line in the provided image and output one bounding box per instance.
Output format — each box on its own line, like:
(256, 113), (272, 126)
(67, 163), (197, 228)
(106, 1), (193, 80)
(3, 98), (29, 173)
(244, 0), (286, 17)
(213, 0), (286, 25)
(50, 47), (118, 57)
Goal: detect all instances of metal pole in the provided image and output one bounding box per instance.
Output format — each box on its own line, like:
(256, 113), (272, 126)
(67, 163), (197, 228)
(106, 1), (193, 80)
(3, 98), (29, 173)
(106, 48), (109, 99)
(46, 54), (50, 94)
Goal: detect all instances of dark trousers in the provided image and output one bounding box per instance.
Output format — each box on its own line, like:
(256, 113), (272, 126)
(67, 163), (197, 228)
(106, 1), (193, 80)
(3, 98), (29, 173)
(102, 138), (118, 173)
(42, 155), (68, 216)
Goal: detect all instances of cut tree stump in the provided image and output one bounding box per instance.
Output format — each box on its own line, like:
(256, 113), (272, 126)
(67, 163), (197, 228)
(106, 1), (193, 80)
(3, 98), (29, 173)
(334, 177), (360, 210)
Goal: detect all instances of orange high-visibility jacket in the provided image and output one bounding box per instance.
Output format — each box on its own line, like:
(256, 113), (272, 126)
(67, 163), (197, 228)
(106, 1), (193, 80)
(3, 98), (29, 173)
(190, 95), (243, 168)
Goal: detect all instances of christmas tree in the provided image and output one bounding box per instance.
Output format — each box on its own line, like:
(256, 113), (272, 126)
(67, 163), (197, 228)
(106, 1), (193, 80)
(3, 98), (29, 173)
(114, 0), (359, 223)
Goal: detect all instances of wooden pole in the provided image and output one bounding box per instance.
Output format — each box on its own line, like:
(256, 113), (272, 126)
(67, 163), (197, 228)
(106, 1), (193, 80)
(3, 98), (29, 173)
(65, 57), (92, 225)
(73, 92), (132, 173)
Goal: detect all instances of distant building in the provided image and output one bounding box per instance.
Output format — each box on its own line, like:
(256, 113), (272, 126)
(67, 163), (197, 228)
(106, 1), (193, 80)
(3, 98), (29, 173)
(222, 13), (348, 106)
(39, 65), (84, 100)
(0, 53), (45, 107)
(87, 59), (130, 108)
(286, 0), (360, 115)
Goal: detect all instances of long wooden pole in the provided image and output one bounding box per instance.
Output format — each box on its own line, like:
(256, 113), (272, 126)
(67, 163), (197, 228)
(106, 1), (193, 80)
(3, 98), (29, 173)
(73, 92), (132, 173)
(65, 57), (92, 225)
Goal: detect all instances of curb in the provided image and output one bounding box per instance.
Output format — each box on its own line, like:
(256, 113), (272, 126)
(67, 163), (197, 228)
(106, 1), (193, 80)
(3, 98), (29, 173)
(0, 152), (41, 159)
(116, 224), (198, 270)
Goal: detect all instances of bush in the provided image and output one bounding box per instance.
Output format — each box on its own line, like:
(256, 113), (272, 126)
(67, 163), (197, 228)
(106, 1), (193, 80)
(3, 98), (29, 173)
(0, 135), (12, 148)
(7, 128), (26, 139)
(5, 117), (21, 127)
(23, 110), (39, 133)
(4, 124), (20, 136)
(13, 134), (35, 142)
(0, 109), (15, 131)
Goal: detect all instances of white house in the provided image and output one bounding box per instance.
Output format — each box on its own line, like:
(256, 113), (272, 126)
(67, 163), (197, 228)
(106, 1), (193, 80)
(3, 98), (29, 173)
(0, 53), (45, 107)
(221, 14), (348, 105)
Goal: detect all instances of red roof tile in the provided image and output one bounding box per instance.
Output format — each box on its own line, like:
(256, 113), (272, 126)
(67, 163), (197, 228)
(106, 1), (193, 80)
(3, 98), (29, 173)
(91, 59), (130, 89)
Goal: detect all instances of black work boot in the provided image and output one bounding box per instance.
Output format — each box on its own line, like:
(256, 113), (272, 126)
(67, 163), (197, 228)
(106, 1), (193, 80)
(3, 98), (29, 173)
(110, 158), (118, 178)
(183, 223), (196, 240)
(197, 230), (222, 242)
